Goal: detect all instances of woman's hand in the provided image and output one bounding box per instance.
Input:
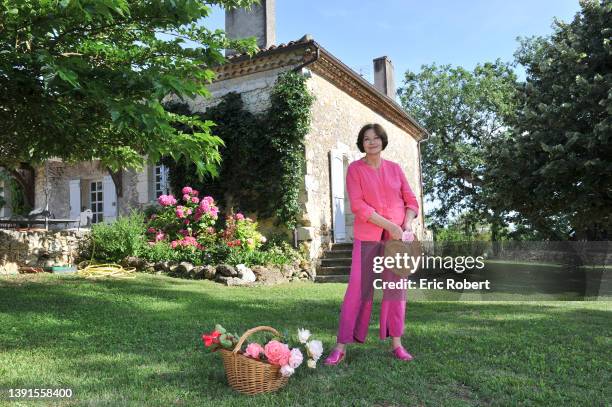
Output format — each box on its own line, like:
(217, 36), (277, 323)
(402, 221), (413, 233)
(388, 223), (404, 240)
(403, 209), (417, 232)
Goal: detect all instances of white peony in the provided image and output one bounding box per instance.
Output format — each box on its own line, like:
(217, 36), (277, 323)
(307, 359), (317, 368)
(288, 348), (303, 368)
(306, 340), (323, 361)
(297, 328), (311, 344)
(280, 365), (295, 377)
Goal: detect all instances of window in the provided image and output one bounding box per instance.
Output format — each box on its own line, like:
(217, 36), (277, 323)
(154, 164), (170, 198)
(90, 181), (103, 223)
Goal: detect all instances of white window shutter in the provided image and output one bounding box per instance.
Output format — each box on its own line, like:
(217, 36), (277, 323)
(102, 175), (117, 222)
(330, 149), (347, 242)
(69, 179), (81, 219)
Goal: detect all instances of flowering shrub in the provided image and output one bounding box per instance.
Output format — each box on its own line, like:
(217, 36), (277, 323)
(145, 186), (219, 257)
(220, 212), (266, 252)
(139, 185), (305, 269)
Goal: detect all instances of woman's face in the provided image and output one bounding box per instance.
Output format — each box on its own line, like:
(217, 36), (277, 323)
(363, 129), (383, 155)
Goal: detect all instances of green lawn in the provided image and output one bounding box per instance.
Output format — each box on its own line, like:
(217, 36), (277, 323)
(0, 273), (610, 406)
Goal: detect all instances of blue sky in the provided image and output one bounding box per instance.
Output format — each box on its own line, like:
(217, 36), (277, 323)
(204, 0), (582, 83)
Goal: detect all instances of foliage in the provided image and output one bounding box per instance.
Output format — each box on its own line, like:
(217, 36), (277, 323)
(485, 0), (611, 240)
(164, 70), (314, 229)
(219, 212), (265, 251)
(164, 93), (271, 214)
(398, 61), (518, 239)
(0, 0), (258, 176)
(140, 187), (293, 266)
(266, 70), (315, 228)
(146, 187), (219, 249)
(88, 211), (146, 262)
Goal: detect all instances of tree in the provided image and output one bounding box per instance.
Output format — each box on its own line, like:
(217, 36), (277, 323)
(398, 61), (518, 239)
(486, 0), (611, 240)
(0, 0), (258, 180)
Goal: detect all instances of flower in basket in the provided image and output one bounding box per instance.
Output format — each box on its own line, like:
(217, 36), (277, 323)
(202, 324), (239, 352)
(288, 348), (303, 368)
(244, 343), (264, 359)
(280, 365), (294, 377)
(202, 330), (221, 347)
(264, 340), (291, 366)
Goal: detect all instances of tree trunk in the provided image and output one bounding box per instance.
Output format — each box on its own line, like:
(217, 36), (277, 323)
(8, 165), (36, 209)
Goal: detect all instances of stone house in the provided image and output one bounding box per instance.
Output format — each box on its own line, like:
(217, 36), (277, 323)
(3, 0), (429, 262)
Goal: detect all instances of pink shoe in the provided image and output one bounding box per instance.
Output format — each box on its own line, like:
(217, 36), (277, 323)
(324, 348), (345, 366)
(391, 345), (414, 361)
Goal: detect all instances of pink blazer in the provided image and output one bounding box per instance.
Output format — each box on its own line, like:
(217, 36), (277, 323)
(346, 158), (419, 241)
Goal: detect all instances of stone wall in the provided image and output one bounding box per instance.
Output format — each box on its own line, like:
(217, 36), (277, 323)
(186, 66), (293, 115)
(300, 71), (424, 260)
(0, 229), (88, 274)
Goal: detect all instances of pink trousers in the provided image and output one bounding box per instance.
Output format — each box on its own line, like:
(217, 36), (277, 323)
(335, 231), (407, 344)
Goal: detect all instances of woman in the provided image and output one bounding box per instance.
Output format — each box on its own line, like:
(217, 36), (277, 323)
(324, 123), (419, 365)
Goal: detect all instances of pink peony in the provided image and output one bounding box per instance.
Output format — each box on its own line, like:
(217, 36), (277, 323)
(235, 213), (245, 220)
(191, 197), (199, 204)
(288, 348), (303, 369)
(171, 240), (178, 249)
(183, 194), (191, 202)
(264, 340), (291, 366)
(147, 227), (156, 233)
(158, 194), (177, 207)
(245, 343), (264, 359)
(155, 231), (165, 241)
(192, 190), (199, 197)
(176, 207), (185, 218)
(181, 186), (193, 195)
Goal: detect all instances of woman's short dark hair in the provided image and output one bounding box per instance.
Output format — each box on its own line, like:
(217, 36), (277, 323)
(356, 123), (388, 153)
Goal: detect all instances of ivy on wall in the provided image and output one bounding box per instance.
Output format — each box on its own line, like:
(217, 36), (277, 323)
(164, 70), (314, 229)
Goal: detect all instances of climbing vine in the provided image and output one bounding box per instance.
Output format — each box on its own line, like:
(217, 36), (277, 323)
(164, 70), (314, 229)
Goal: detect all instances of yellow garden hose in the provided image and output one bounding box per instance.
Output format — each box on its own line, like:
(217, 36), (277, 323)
(77, 261), (137, 279)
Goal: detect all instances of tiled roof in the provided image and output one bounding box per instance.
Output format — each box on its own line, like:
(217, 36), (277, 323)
(214, 35), (429, 140)
(225, 35), (315, 61)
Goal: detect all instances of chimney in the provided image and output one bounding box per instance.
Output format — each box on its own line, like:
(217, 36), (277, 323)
(225, 0), (276, 56)
(373, 56), (396, 99)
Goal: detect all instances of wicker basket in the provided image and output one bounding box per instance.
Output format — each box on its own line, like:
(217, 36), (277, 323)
(219, 326), (289, 395)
